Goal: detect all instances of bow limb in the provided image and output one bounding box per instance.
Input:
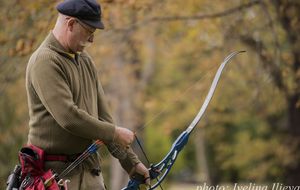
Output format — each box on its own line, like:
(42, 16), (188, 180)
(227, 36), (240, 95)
(186, 50), (245, 134)
(122, 51), (246, 190)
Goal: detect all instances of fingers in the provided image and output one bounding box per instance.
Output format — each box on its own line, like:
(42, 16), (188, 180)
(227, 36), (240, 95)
(114, 127), (134, 147)
(144, 176), (150, 186)
(134, 163), (151, 186)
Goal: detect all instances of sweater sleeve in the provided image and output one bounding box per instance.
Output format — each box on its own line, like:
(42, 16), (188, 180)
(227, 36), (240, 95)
(29, 53), (116, 143)
(106, 143), (141, 174)
(93, 67), (142, 173)
(96, 79), (114, 124)
(97, 86), (142, 172)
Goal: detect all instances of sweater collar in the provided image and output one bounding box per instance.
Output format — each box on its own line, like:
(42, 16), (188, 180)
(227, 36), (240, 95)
(43, 31), (76, 60)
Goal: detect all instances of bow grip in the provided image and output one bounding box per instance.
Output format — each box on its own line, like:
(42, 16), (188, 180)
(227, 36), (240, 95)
(122, 166), (160, 190)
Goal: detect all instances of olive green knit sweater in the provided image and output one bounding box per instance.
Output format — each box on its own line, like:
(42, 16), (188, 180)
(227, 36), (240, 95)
(26, 32), (139, 173)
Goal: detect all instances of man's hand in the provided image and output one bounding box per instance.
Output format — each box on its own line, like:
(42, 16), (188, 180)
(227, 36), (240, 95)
(132, 163), (151, 186)
(114, 126), (134, 147)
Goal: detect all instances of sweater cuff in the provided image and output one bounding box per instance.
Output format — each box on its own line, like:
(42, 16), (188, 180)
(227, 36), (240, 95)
(98, 123), (116, 143)
(119, 147), (141, 174)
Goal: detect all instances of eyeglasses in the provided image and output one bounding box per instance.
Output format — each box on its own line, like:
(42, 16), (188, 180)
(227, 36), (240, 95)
(75, 19), (96, 36)
(66, 17), (96, 36)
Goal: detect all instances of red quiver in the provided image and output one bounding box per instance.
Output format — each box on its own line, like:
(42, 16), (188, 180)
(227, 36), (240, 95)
(18, 145), (63, 190)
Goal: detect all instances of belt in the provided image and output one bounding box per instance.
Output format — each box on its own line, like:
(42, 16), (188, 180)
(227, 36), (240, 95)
(45, 153), (102, 176)
(45, 153), (82, 162)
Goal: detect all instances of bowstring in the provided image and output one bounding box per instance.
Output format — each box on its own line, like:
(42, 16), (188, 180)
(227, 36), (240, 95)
(135, 134), (163, 190)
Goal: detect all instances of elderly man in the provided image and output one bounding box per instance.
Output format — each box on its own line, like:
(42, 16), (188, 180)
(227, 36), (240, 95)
(25, 0), (149, 189)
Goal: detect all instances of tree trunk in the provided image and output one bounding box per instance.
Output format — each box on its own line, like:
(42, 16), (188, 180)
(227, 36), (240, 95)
(285, 93), (300, 185)
(287, 94), (300, 136)
(108, 39), (136, 190)
(274, 0), (300, 184)
(194, 127), (211, 184)
(110, 158), (128, 189)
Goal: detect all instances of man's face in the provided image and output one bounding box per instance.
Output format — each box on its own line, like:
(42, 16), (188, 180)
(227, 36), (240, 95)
(66, 17), (96, 53)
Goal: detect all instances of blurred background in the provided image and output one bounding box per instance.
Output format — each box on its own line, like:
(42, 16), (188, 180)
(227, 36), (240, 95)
(1, 0), (300, 189)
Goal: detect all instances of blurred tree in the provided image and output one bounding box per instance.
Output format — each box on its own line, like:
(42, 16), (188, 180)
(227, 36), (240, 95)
(0, 0), (56, 188)
(136, 0), (299, 186)
(224, 0), (300, 185)
(1, 0), (300, 189)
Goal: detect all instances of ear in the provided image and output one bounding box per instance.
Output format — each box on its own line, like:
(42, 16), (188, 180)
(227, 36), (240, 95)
(66, 18), (76, 32)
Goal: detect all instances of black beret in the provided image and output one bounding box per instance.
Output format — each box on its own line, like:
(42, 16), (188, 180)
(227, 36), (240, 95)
(57, 0), (104, 29)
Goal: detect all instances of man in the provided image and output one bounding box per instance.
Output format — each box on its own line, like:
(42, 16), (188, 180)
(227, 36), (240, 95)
(25, 0), (149, 189)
